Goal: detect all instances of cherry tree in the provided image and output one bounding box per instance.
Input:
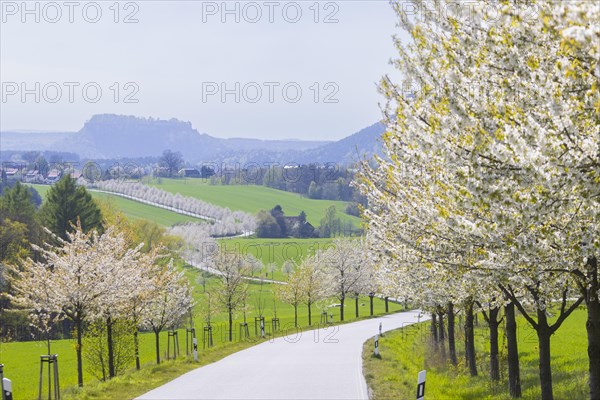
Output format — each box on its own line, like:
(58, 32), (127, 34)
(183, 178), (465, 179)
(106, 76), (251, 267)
(298, 254), (331, 326)
(358, 1), (598, 398)
(141, 259), (193, 364)
(89, 180), (256, 236)
(275, 266), (304, 327)
(211, 252), (249, 341)
(321, 239), (365, 321)
(9, 224), (142, 386)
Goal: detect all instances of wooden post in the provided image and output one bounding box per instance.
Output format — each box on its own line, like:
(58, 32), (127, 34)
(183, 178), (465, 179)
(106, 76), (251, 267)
(168, 331), (179, 360)
(186, 328), (196, 356)
(203, 325), (213, 349)
(38, 355), (59, 400)
(271, 318), (280, 333)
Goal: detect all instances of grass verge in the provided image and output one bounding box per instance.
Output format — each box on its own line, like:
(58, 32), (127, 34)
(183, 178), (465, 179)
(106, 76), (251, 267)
(362, 308), (587, 399)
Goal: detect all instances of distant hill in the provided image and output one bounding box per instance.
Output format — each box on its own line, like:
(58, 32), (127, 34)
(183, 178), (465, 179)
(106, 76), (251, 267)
(0, 114), (384, 165)
(1, 131), (76, 151)
(58, 114), (227, 160)
(294, 122), (384, 164)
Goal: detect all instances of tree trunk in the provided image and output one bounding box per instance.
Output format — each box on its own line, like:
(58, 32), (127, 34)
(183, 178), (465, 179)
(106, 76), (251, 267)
(488, 308), (500, 381)
(76, 319), (84, 387)
(370, 294), (374, 316)
(340, 296), (345, 321)
(228, 309), (233, 342)
(107, 317), (115, 378)
(308, 303), (312, 326)
(134, 330), (140, 370)
(505, 302), (522, 398)
(154, 329), (161, 365)
(385, 296), (389, 313)
(438, 307), (446, 357)
(465, 300), (477, 376)
(431, 312), (438, 343)
(294, 304), (298, 328)
(447, 302), (457, 365)
(586, 256), (600, 400)
(587, 292), (600, 400)
(355, 296), (359, 318)
(537, 310), (554, 400)
(438, 309), (445, 341)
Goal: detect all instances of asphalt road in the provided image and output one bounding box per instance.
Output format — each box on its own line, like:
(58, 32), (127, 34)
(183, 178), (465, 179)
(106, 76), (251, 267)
(138, 309), (425, 400)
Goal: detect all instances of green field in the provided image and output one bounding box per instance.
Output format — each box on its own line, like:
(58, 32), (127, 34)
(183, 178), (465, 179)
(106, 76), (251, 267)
(4, 182), (378, 398)
(31, 184), (202, 227)
(1, 262), (403, 400)
(149, 178), (361, 228)
(363, 307), (588, 399)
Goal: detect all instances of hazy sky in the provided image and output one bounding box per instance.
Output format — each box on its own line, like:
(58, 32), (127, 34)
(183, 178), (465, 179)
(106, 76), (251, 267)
(1, 1), (402, 140)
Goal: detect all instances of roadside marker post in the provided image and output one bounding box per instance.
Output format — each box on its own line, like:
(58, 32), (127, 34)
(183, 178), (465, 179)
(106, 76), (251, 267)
(374, 334), (379, 356)
(1, 364), (5, 400)
(416, 370), (426, 400)
(2, 378), (11, 400)
(193, 337), (199, 362)
(379, 322), (382, 336)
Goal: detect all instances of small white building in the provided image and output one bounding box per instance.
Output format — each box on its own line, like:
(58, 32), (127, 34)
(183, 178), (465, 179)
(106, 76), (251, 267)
(46, 169), (62, 183)
(23, 170), (42, 183)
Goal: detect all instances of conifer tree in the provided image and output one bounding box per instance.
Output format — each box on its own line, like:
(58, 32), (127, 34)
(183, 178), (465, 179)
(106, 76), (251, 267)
(39, 176), (103, 239)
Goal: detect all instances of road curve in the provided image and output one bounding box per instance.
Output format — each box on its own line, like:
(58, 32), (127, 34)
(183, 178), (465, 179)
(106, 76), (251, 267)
(138, 310), (425, 400)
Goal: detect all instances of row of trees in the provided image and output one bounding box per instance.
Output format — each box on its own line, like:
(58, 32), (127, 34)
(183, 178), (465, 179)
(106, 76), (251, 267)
(0, 175), (193, 386)
(358, 2), (598, 399)
(277, 239), (379, 326)
(88, 180), (256, 236)
(7, 224), (193, 387)
(177, 231), (382, 336)
(0, 177), (104, 338)
(207, 163), (363, 202)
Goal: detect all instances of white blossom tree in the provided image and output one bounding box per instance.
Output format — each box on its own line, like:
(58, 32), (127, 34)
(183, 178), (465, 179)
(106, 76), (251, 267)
(298, 254), (331, 326)
(89, 180), (256, 236)
(358, 1), (598, 398)
(275, 266), (304, 327)
(141, 259), (193, 364)
(9, 224), (146, 386)
(211, 252), (249, 341)
(321, 239), (365, 321)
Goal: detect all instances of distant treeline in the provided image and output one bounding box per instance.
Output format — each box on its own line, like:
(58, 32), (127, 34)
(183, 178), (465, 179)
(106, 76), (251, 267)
(207, 163), (366, 205)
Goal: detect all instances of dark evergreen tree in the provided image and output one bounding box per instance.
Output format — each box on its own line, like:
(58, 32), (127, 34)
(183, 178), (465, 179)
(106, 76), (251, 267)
(39, 176), (103, 239)
(0, 181), (37, 227)
(297, 211), (313, 238)
(270, 205), (287, 237)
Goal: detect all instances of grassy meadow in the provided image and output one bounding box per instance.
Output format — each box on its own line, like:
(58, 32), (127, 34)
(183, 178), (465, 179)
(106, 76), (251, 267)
(148, 178), (361, 228)
(31, 184), (202, 227)
(362, 307), (588, 400)
(1, 261), (403, 400)
(3, 180), (384, 399)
